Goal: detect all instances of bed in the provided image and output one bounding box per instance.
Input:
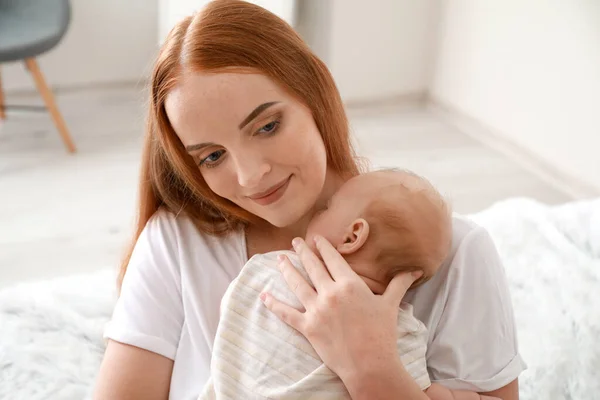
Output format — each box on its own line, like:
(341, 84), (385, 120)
(1, 197), (598, 399)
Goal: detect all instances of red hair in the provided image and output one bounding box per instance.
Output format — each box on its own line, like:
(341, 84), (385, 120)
(118, 0), (360, 289)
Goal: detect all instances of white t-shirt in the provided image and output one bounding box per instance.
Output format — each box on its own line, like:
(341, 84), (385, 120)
(104, 209), (527, 400)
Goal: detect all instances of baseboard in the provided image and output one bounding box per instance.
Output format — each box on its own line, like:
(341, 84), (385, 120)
(428, 99), (600, 200)
(4, 79), (148, 97)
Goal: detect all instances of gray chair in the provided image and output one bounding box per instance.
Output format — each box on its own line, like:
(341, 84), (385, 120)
(0, 0), (76, 153)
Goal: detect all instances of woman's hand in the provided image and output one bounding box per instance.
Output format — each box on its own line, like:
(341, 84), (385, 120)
(260, 235), (422, 382)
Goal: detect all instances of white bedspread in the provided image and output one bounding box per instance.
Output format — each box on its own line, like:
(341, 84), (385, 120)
(0, 197), (598, 399)
(469, 197), (600, 400)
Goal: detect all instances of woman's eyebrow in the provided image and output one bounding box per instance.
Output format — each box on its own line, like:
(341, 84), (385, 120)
(238, 101), (280, 130)
(185, 142), (215, 152)
(185, 102), (280, 152)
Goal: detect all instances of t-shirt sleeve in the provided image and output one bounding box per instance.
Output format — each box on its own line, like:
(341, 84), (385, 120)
(103, 211), (184, 360)
(427, 225), (527, 392)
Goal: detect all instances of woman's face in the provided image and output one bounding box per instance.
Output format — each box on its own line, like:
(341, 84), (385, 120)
(165, 71), (329, 228)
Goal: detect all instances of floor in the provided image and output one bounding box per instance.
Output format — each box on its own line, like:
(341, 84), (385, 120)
(0, 85), (571, 288)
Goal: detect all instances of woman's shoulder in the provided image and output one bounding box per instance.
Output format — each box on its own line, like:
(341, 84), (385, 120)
(447, 212), (499, 268)
(416, 212), (508, 305)
(132, 208), (246, 280)
(145, 207), (245, 249)
(408, 213), (504, 304)
(449, 212), (483, 241)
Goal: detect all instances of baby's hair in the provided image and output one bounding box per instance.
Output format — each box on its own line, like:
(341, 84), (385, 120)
(362, 169), (453, 287)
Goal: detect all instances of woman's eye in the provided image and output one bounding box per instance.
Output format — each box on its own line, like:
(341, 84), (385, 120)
(258, 120), (280, 135)
(199, 149), (225, 167)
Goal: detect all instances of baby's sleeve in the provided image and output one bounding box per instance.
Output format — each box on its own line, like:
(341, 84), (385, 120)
(426, 226), (527, 392)
(103, 211), (184, 360)
(397, 303), (431, 391)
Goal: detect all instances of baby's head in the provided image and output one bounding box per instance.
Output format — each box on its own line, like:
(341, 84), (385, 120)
(305, 169), (452, 294)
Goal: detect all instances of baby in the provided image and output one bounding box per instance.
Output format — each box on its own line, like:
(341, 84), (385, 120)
(199, 169), (498, 400)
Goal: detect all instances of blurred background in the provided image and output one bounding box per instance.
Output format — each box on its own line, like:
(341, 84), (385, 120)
(1, 0), (599, 287)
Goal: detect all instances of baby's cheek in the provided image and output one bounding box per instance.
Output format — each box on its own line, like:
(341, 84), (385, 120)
(304, 219), (321, 250)
(305, 217), (337, 248)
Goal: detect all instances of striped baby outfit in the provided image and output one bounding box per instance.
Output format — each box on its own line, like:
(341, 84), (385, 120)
(199, 250), (431, 399)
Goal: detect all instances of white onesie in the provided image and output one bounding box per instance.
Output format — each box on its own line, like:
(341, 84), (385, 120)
(199, 251), (431, 400)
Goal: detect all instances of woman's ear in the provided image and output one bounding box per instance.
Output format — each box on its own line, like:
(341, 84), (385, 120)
(337, 218), (370, 255)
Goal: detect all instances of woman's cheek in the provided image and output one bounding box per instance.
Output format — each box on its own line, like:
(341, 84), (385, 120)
(201, 170), (230, 200)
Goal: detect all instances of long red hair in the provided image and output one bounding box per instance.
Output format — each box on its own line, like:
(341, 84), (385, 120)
(118, 0), (360, 289)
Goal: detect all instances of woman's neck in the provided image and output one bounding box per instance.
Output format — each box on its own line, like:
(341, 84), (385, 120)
(245, 170), (346, 257)
(286, 169), (345, 236)
(245, 222), (296, 258)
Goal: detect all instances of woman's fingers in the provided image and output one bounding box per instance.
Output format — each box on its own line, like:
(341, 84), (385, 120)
(292, 238), (333, 292)
(313, 235), (355, 281)
(260, 292), (304, 332)
(278, 254), (316, 306)
(383, 270), (423, 305)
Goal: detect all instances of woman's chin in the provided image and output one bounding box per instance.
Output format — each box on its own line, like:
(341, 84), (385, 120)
(261, 212), (301, 229)
(257, 205), (310, 230)
(247, 193), (318, 230)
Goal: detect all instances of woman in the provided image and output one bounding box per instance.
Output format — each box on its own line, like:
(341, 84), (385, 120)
(94, 1), (526, 399)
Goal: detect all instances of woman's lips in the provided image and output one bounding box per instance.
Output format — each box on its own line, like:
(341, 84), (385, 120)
(248, 176), (292, 206)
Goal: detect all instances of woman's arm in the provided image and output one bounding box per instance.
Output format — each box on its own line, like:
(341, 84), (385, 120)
(426, 383), (502, 400)
(93, 341), (173, 400)
(346, 369), (510, 400)
(95, 212), (186, 398)
(342, 356), (429, 400)
(421, 225), (524, 398)
(480, 379), (519, 399)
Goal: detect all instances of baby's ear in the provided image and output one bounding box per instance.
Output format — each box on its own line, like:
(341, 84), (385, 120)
(337, 218), (370, 255)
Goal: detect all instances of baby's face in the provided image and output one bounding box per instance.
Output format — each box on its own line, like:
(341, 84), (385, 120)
(305, 190), (359, 251)
(305, 174), (377, 250)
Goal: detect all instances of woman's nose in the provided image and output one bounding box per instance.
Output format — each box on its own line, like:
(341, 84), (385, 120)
(234, 155), (271, 188)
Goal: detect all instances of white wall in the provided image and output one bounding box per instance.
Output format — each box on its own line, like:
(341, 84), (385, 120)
(331, 0), (439, 103)
(294, 0), (332, 64)
(2, 0), (158, 92)
(158, 0), (296, 42)
(295, 0), (440, 104)
(431, 0), (600, 192)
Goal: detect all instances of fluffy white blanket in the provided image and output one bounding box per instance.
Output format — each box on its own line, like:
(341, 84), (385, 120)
(469, 197), (600, 400)
(0, 197), (598, 399)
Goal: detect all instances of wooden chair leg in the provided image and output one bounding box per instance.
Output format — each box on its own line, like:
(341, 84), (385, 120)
(24, 58), (76, 153)
(0, 67), (5, 120)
